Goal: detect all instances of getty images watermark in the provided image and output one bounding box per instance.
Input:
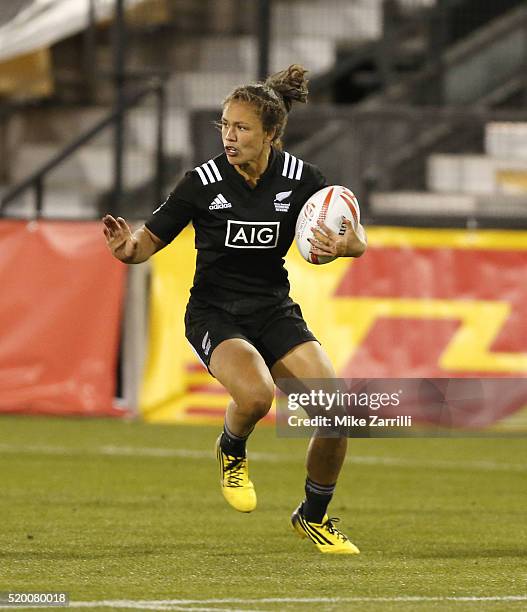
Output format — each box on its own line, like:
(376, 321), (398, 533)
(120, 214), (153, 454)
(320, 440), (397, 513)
(275, 378), (527, 437)
(287, 387), (409, 428)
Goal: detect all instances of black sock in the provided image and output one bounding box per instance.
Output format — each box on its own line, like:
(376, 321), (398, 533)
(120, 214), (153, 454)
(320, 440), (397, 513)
(303, 477), (336, 523)
(220, 423), (251, 457)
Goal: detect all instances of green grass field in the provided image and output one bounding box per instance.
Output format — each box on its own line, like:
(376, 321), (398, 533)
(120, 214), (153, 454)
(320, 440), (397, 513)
(0, 415), (526, 612)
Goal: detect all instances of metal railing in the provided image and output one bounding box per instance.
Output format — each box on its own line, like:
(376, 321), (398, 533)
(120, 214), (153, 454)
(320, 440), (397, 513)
(375, 2), (527, 106)
(306, 0), (526, 107)
(284, 104), (527, 227)
(0, 79), (166, 218)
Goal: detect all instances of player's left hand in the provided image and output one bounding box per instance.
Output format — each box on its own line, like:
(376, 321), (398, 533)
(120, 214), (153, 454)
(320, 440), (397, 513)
(309, 218), (367, 258)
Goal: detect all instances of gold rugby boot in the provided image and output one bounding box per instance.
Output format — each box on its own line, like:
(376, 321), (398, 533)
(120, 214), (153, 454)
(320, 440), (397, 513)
(215, 435), (256, 513)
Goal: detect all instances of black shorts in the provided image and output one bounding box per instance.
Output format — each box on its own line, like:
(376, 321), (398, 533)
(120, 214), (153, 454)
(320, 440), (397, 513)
(185, 297), (318, 373)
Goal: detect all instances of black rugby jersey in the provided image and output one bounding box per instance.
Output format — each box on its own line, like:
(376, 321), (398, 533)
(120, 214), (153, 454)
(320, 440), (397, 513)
(145, 148), (326, 314)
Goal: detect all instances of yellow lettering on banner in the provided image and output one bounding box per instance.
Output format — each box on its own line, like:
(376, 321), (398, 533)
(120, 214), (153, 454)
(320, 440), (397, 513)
(333, 298), (527, 373)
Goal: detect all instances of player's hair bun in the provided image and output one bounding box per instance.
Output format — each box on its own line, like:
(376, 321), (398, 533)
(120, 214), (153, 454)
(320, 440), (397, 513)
(265, 64), (309, 112)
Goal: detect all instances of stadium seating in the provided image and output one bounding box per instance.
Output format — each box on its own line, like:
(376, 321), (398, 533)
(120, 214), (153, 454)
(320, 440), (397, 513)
(372, 122), (527, 218)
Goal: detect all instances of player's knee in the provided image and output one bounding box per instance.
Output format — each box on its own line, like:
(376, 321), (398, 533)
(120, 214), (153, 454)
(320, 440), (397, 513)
(237, 381), (274, 421)
(249, 394), (273, 420)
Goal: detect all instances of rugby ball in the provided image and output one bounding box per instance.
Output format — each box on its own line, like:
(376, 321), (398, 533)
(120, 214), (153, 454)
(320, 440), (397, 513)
(295, 185), (360, 264)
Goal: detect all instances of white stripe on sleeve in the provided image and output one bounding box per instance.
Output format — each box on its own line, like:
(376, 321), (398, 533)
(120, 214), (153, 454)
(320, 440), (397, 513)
(283, 152), (290, 177)
(202, 163), (215, 183)
(288, 155), (297, 179)
(295, 158), (304, 180)
(195, 166), (208, 185)
(208, 159), (222, 181)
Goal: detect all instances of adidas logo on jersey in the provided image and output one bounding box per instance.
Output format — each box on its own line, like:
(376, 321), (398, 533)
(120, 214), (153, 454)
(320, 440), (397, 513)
(274, 190), (292, 212)
(209, 194), (232, 210)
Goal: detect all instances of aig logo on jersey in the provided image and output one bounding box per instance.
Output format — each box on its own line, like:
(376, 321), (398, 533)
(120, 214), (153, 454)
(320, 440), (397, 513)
(225, 220), (280, 249)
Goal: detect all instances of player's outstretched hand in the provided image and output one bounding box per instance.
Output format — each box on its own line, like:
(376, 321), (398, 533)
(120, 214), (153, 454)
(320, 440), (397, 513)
(309, 218), (367, 258)
(102, 214), (138, 263)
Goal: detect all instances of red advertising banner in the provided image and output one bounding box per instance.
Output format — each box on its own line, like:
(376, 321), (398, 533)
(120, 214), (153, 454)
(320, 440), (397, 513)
(0, 220), (126, 416)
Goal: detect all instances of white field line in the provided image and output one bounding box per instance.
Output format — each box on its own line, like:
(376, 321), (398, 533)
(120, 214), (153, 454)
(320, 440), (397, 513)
(0, 608), (256, 612)
(75, 607), (259, 612)
(5, 596), (526, 611)
(0, 607), (258, 612)
(45, 595), (527, 610)
(1, 597), (527, 611)
(0, 443), (526, 473)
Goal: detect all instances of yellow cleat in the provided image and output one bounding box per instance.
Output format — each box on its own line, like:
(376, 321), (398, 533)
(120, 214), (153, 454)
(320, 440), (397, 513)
(215, 435), (257, 513)
(291, 503), (360, 554)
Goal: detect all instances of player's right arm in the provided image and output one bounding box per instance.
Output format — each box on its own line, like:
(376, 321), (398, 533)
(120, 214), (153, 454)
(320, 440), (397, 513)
(103, 172), (197, 263)
(102, 214), (165, 264)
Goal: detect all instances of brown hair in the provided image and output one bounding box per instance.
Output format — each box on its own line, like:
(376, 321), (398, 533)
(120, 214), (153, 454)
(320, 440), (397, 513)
(222, 64), (309, 150)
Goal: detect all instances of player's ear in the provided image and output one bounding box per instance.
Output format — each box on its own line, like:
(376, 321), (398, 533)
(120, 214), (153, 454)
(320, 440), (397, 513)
(265, 127), (277, 144)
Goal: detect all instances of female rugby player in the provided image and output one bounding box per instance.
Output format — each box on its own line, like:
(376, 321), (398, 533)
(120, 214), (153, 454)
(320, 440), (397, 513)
(103, 65), (367, 554)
